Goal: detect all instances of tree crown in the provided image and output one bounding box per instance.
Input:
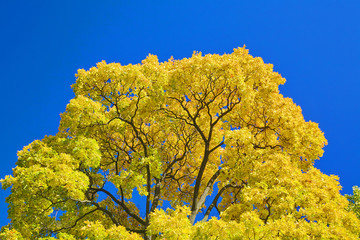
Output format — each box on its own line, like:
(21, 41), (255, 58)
(2, 47), (359, 239)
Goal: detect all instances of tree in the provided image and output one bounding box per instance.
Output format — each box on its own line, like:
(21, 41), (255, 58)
(2, 47), (360, 239)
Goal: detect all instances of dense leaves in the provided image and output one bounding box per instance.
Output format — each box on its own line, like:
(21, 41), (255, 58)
(2, 47), (359, 239)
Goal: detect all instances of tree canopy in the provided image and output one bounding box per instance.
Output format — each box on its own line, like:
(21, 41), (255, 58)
(2, 47), (360, 239)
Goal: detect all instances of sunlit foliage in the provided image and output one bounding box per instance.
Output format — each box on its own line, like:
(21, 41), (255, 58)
(2, 47), (359, 239)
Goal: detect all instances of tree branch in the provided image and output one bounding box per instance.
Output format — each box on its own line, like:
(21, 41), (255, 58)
(92, 202), (119, 226)
(52, 208), (98, 233)
(90, 188), (146, 226)
(195, 169), (222, 215)
(202, 184), (243, 222)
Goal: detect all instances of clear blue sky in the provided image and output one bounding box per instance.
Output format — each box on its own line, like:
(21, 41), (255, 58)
(1, 0), (359, 227)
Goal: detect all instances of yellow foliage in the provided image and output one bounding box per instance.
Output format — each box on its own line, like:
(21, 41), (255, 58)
(2, 47), (359, 239)
(148, 206), (193, 239)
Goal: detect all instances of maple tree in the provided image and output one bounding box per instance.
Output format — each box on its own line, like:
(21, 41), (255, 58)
(2, 47), (360, 239)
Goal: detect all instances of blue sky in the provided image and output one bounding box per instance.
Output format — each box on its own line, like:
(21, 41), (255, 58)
(1, 0), (359, 227)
